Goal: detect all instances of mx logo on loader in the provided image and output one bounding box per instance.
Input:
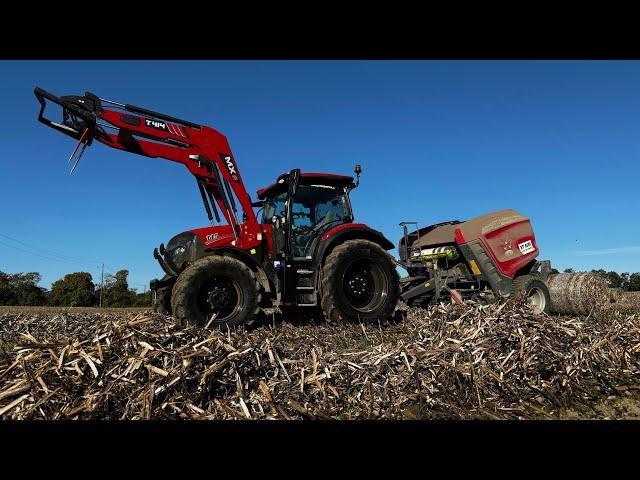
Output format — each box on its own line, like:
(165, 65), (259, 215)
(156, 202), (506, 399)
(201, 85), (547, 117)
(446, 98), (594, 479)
(220, 153), (239, 181)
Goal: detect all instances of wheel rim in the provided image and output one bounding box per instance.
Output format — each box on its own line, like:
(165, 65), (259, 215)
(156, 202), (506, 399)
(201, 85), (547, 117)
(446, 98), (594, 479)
(527, 286), (546, 314)
(342, 258), (389, 313)
(198, 276), (244, 323)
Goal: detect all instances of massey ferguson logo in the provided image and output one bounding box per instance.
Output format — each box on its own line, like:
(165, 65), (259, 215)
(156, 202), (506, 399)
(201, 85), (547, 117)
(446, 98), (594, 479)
(221, 154), (239, 181)
(145, 119), (168, 131)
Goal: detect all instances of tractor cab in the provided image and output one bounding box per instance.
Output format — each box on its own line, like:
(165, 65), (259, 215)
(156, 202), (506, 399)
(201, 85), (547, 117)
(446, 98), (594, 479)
(257, 171), (357, 260)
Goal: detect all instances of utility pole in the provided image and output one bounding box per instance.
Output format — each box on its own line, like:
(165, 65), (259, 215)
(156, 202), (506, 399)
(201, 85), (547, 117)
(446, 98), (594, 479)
(99, 263), (104, 308)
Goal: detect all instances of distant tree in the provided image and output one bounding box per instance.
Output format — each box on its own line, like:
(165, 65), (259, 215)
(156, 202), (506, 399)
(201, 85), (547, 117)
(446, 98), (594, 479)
(0, 271), (18, 305)
(605, 271), (624, 289)
(12, 272), (48, 306)
(620, 272), (631, 291)
(629, 273), (640, 292)
(563, 268), (575, 273)
(49, 272), (96, 307)
(100, 269), (134, 307)
(132, 290), (152, 307)
(550, 268), (560, 274)
(0, 271), (47, 306)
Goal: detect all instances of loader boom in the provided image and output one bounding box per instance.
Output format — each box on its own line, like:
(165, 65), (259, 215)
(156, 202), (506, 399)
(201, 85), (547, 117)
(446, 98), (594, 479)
(34, 87), (259, 244)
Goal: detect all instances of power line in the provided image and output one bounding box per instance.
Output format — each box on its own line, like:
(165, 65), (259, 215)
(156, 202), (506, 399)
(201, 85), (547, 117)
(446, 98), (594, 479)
(0, 235), (152, 289)
(0, 238), (98, 270)
(0, 232), (101, 266)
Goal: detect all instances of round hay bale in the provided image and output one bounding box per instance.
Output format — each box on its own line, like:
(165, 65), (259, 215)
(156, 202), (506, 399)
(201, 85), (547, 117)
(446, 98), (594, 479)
(546, 272), (609, 316)
(608, 287), (623, 303)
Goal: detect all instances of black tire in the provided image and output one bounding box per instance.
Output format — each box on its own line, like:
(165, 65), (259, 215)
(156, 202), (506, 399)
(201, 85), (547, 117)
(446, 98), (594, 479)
(320, 239), (399, 323)
(171, 255), (261, 328)
(152, 286), (173, 315)
(510, 274), (551, 315)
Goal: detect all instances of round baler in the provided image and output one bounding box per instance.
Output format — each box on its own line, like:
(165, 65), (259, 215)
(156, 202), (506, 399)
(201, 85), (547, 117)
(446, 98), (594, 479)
(397, 209), (606, 315)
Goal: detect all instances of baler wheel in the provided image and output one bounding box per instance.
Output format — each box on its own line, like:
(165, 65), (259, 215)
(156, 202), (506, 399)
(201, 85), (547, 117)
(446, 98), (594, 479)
(321, 239), (399, 323)
(510, 274), (551, 315)
(171, 255), (261, 328)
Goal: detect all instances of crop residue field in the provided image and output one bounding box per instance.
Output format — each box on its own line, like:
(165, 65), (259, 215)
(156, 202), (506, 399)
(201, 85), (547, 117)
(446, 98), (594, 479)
(1, 296), (639, 420)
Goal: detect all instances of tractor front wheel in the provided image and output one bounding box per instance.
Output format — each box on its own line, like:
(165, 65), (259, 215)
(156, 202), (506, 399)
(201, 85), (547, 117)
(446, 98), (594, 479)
(320, 239), (399, 323)
(171, 255), (261, 328)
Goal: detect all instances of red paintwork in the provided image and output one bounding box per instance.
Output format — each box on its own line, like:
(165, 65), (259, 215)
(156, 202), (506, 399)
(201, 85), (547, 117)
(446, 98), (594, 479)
(257, 172), (354, 199)
(95, 108), (262, 252)
(190, 222), (275, 255)
(480, 220), (538, 278)
(454, 228), (466, 244)
(457, 218), (538, 279)
(190, 225), (235, 247)
(262, 223), (274, 254)
(321, 223), (367, 241)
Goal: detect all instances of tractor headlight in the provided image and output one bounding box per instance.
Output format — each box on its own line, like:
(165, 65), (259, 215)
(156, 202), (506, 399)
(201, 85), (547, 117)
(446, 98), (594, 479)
(169, 245), (189, 267)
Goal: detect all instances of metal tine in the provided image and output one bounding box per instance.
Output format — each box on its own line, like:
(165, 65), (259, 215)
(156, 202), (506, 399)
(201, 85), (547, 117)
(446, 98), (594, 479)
(70, 142), (89, 175)
(66, 127), (89, 164)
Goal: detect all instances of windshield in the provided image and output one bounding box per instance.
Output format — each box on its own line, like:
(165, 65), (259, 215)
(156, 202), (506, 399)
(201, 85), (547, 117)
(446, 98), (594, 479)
(262, 185), (350, 258)
(262, 193), (287, 222)
(262, 185), (349, 229)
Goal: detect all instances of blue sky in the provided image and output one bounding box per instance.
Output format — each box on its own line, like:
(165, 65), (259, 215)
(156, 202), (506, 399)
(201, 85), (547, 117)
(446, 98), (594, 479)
(1, 60), (639, 290)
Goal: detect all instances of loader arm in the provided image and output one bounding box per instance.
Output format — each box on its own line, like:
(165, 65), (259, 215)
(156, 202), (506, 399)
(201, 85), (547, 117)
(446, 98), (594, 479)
(34, 87), (258, 238)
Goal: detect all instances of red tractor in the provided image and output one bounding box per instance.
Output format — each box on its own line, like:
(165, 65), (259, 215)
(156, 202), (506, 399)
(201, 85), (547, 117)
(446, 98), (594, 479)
(34, 88), (400, 328)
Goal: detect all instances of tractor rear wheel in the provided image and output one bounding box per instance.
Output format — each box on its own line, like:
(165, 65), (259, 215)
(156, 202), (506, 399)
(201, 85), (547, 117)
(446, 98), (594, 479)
(510, 274), (551, 315)
(171, 255), (261, 328)
(320, 239), (399, 323)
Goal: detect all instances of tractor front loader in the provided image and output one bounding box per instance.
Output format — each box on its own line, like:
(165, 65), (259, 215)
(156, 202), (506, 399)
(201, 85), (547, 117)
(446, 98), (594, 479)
(34, 87), (400, 328)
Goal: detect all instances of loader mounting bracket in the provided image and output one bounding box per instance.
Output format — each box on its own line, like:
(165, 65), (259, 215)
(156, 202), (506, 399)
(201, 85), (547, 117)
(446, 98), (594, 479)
(34, 87), (100, 144)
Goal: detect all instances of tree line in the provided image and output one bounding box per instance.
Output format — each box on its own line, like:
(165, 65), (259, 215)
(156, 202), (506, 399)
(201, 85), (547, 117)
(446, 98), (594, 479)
(0, 269), (151, 307)
(2, 266), (639, 307)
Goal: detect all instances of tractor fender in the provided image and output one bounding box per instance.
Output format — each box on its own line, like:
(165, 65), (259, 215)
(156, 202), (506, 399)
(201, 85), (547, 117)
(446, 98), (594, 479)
(314, 225), (395, 268)
(205, 247), (273, 293)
